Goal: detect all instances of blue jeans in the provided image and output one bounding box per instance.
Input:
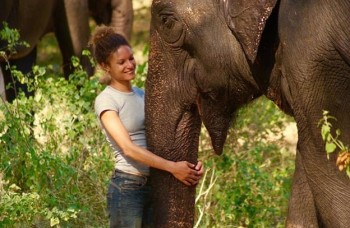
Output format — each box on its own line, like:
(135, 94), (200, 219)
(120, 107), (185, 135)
(107, 170), (153, 228)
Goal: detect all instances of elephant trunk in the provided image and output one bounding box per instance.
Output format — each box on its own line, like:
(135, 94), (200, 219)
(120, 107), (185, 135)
(145, 33), (201, 227)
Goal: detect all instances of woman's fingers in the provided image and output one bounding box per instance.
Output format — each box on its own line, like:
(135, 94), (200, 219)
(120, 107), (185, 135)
(182, 180), (192, 186)
(175, 161), (204, 186)
(184, 173), (201, 185)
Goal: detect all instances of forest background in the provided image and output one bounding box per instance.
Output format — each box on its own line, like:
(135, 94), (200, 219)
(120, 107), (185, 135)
(0, 0), (297, 227)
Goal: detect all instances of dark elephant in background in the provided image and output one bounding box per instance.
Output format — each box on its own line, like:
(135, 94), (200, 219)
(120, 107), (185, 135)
(145, 0), (350, 227)
(89, 0), (133, 41)
(0, 0), (133, 102)
(0, 0), (91, 102)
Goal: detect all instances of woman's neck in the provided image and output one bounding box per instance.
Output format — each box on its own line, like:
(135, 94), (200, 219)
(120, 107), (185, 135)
(109, 81), (132, 92)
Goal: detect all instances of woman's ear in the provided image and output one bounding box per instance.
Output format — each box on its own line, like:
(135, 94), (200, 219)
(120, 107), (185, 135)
(101, 62), (110, 72)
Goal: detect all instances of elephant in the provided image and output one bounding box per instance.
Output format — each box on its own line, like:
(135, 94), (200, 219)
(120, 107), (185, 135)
(145, 0), (350, 227)
(88, 0), (133, 41)
(0, 0), (91, 102)
(0, 0), (133, 102)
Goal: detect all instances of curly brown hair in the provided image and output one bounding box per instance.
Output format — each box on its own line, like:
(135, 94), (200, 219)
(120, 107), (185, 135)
(89, 26), (130, 85)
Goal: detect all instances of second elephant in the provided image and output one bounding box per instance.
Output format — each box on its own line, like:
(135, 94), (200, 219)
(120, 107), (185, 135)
(0, 0), (133, 102)
(89, 0), (133, 41)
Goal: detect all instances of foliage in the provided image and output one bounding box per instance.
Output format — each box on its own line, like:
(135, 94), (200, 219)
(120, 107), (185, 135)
(195, 99), (295, 227)
(0, 21), (29, 57)
(0, 69), (114, 227)
(318, 110), (350, 177)
(133, 45), (149, 89)
(0, 23), (113, 227)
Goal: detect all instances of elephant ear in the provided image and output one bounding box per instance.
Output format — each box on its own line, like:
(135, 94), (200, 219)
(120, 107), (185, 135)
(220, 0), (278, 63)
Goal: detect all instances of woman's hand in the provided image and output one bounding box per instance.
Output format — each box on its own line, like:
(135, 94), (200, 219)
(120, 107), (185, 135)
(170, 161), (204, 186)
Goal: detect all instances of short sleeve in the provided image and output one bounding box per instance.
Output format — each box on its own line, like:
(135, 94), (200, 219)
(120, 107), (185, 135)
(94, 92), (119, 119)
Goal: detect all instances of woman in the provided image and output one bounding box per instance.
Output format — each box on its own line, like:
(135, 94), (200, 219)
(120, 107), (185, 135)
(91, 26), (204, 228)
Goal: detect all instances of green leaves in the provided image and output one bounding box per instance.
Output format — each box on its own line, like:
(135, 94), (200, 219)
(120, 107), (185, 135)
(319, 110), (341, 154)
(325, 142), (337, 154)
(133, 45), (149, 89)
(318, 110), (350, 176)
(0, 22), (29, 57)
(195, 97), (294, 227)
(0, 66), (112, 226)
(321, 124), (330, 141)
(0, 24), (113, 227)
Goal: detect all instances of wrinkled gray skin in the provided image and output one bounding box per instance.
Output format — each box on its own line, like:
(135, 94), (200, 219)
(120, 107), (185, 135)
(0, 0), (133, 102)
(145, 0), (350, 227)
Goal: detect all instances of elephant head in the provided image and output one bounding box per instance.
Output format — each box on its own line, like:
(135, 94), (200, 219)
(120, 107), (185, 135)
(146, 0), (350, 227)
(145, 0), (279, 226)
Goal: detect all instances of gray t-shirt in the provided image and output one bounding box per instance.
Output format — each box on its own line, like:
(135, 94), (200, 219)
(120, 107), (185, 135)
(94, 86), (149, 176)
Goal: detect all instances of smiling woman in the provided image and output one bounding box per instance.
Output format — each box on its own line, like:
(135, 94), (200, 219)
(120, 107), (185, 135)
(89, 25), (204, 227)
(101, 46), (137, 90)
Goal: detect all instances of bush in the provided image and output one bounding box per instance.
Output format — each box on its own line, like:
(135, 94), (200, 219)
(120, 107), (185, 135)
(0, 63), (115, 226)
(0, 24), (114, 226)
(195, 98), (295, 227)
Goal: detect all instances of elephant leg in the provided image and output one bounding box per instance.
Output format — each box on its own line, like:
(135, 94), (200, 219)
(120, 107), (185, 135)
(286, 147), (318, 228)
(295, 120), (350, 227)
(278, 0), (350, 225)
(110, 0), (133, 41)
(54, 0), (91, 78)
(1, 47), (37, 102)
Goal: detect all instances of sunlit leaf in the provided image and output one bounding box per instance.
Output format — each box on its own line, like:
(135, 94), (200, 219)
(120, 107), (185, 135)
(325, 142), (337, 153)
(50, 217), (60, 227)
(321, 125), (330, 141)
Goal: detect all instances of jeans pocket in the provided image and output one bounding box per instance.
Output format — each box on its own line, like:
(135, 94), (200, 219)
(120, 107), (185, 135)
(109, 173), (147, 191)
(119, 176), (146, 190)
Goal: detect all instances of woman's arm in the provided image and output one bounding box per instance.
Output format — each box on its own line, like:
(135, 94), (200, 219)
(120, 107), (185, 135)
(100, 110), (202, 186)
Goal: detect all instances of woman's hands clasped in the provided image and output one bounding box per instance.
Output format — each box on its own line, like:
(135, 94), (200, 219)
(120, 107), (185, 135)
(170, 161), (204, 186)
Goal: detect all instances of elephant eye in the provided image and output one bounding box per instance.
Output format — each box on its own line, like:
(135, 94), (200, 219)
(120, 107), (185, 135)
(161, 15), (175, 29)
(157, 13), (184, 46)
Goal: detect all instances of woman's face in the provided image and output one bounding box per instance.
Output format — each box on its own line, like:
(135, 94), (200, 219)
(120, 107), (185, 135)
(106, 45), (136, 82)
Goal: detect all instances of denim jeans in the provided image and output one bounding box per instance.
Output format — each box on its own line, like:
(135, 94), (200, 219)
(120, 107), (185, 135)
(107, 170), (153, 228)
